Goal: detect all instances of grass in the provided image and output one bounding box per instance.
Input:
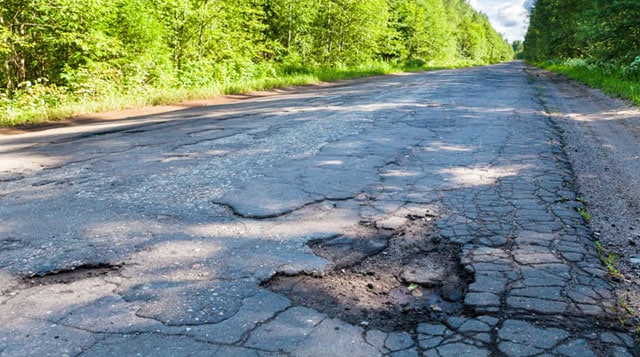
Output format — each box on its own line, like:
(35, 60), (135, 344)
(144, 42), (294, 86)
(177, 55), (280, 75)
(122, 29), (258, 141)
(534, 59), (640, 106)
(577, 206), (592, 223)
(1, 76), (316, 127)
(616, 296), (640, 339)
(595, 240), (624, 281)
(0, 60), (480, 127)
(573, 197), (591, 222)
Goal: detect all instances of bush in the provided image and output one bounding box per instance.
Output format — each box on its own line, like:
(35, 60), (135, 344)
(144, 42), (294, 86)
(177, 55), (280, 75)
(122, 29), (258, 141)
(403, 59), (427, 69)
(623, 56), (640, 80)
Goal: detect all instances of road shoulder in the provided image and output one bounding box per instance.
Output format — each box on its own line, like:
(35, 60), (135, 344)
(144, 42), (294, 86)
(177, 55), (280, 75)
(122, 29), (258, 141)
(528, 64), (640, 330)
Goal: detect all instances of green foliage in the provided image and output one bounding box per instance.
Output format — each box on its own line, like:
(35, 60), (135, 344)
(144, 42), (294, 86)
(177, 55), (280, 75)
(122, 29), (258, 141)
(587, 0), (640, 65)
(536, 59), (640, 106)
(0, 0), (513, 126)
(309, 0), (389, 65)
(594, 241), (624, 281)
(524, 0), (590, 61)
(391, 0), (456, 62)
(525, 0), (640, 106)
(576, 206), (591, 223)
(512, 41), (524, 60)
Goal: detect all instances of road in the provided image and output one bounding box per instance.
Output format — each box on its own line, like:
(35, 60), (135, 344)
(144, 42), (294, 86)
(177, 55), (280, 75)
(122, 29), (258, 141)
(0, 62), (637, 356)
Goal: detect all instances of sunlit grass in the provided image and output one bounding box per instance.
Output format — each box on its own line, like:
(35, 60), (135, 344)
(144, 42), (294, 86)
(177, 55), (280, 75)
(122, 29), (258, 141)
(536, 59), (640, 106)
(1, 60), (485, 127)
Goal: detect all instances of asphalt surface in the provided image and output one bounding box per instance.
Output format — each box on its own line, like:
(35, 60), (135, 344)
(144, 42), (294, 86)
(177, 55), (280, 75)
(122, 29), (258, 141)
(0, 61), (637, 356)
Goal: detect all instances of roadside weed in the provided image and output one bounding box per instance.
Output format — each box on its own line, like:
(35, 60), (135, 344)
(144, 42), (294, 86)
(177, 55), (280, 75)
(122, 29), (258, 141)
(595, 241), (624, 281)
(577, 206), (592, 222)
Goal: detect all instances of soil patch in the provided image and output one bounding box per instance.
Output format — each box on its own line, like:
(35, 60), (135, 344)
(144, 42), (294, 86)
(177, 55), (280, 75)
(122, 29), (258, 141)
(21, 263), (122, 287)
(263, 216), (473, 332)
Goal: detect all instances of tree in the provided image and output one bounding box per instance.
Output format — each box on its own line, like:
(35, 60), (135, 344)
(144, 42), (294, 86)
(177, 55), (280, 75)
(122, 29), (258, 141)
(0, 0), (513, 100)
(391, 0), (456, 62)
(0, 0), (114, 91)
(524, 0), (592, 61)
(589, 0), (640, 64)
(512, 40), (524, 59)
(311, 0), (388, 65)
(264, 0), (319, 65)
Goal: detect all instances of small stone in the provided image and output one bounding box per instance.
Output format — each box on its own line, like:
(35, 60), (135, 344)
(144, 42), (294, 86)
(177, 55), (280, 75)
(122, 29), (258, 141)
(401, 261), (447, 286)
(376, 216), (407, 230)
(629, 256), (640, 265)
(389, 288), (412, 305)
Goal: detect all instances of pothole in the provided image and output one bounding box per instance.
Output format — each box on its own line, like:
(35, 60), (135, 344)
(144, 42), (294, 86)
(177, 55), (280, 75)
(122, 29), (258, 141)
(0, 236), (27, 251)
(263, 216), (473, 332)
(0, 171), (24, 182)
(21, 263), (122, 287)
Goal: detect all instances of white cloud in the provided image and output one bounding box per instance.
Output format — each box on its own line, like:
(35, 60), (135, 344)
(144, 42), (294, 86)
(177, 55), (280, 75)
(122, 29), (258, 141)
(524, 0), (535, 10)
(467, 0), (530, 43)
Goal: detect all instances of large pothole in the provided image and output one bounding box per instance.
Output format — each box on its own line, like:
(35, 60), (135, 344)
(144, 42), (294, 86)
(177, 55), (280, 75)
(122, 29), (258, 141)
(21, 263), (122, 287)
(263, 215), (473, 331)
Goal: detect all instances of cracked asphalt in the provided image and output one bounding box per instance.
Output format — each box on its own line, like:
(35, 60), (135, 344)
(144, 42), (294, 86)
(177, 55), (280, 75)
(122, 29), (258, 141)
(0, 61), (637, 356)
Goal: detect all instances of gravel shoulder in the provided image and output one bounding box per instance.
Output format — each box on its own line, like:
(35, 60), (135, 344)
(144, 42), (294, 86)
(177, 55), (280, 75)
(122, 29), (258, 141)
(528, 64), (640, 327)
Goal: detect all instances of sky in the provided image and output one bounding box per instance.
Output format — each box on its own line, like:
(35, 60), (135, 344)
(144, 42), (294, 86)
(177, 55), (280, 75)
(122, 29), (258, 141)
(468, 0), (535, 43)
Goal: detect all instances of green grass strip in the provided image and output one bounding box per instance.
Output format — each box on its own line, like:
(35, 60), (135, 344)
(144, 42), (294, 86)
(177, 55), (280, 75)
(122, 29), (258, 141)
(534, 59), (640, 106)
(1, 60), (483, 127)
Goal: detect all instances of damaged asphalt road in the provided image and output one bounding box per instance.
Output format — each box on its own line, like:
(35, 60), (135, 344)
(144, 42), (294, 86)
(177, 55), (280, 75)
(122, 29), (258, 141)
(0, 62), (638, 356)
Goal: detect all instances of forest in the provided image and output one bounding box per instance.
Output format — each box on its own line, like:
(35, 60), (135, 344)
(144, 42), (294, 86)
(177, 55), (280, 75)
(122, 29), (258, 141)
(525, 0), (640, 104)
(0, 0), (513, 126)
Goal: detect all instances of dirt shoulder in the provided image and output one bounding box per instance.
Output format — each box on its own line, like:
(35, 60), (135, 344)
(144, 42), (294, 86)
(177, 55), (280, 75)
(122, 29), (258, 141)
(528, 64), (640, 327)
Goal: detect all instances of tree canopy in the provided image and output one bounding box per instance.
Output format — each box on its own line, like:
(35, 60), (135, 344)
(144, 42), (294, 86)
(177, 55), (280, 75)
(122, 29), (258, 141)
(524, 0), (640, 67)
(1, 0), (513, 99)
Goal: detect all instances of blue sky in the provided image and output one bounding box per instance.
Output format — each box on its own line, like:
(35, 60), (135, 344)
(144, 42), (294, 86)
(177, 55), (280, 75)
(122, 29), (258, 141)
(468, 0), (534, 42)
